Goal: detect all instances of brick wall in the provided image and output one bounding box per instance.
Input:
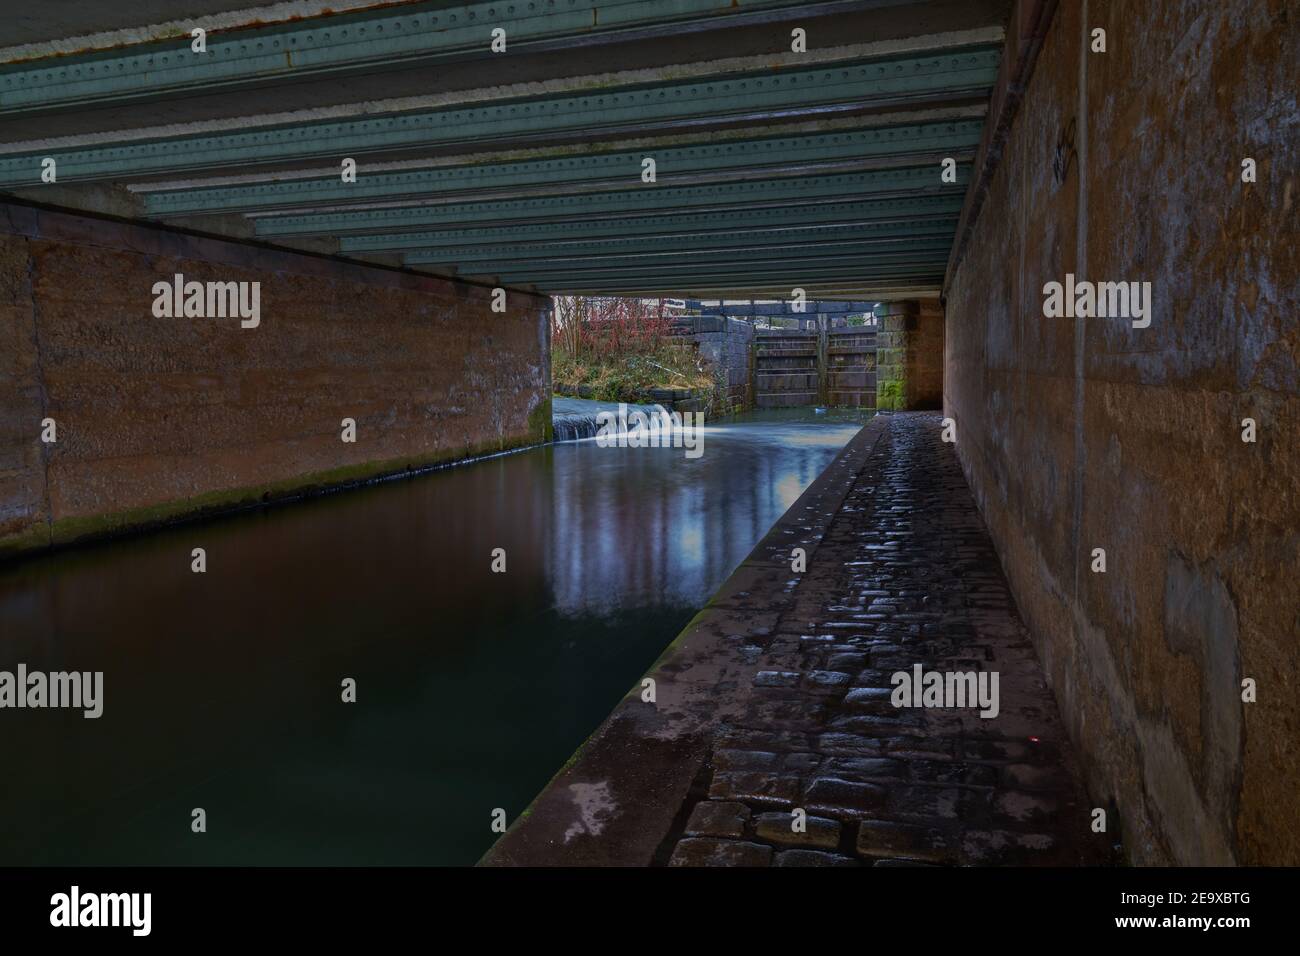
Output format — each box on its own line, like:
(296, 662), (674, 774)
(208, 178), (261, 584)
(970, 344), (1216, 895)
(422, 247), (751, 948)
(0, 201), (551, 557)
(944, 0), (1297, 863)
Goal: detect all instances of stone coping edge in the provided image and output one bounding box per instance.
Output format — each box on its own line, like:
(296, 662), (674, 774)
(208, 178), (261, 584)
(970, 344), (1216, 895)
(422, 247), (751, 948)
(480, 414), (888, 866)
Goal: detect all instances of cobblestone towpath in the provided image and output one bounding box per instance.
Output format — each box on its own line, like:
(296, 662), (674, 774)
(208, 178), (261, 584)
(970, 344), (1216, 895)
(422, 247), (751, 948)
(485, 413), (1111, 867)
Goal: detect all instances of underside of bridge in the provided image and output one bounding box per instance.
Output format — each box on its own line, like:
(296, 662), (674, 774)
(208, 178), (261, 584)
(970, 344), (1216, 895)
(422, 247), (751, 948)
(1, 0), (1012, 298)
(1, 0), (1296, 877)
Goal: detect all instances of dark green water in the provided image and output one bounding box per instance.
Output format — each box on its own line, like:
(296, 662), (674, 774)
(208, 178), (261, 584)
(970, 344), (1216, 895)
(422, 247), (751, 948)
(0, 407), (867, 865)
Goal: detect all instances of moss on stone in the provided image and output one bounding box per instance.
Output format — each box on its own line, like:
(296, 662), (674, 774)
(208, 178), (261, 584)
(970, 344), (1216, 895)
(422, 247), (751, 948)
(0, 521), (54, 560)
(527, 395), (553, 444)
(877, 376), (906, 411)
(5, 431), (540, 561)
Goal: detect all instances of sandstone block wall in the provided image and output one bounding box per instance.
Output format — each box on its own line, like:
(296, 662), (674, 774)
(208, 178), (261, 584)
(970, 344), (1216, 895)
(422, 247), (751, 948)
(693, 315), (755, 414)
(876, 299), (944, 411)
(0, 201), (551, 558)
(944, 0), (1297, 863)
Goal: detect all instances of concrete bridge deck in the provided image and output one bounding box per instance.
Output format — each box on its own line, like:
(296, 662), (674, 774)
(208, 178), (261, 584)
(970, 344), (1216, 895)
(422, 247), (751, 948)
(484, 412), (1109, 866)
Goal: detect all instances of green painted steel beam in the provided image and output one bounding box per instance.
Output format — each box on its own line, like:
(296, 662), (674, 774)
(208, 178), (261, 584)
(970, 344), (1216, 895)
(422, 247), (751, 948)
(141, 120), (983, 217)
(517, 257), (943, 275)
(527, 277), (946, 295)
(485, 264), (949, 289)
(559, 281), (935, 295)
(488, 256), (948, 280)
(686, 300), (880, 314)
(443, 238), (954, 277)
(517, 263), (947, 291)
(0, 47), (999, 187)
(254, 165), (969, 236)
(554, 281), (939, 295)
(0, 0), (901, 115)
(400, 217), (956, 264)
(341, 193), (964, 251)
(473, 262), (951, 287)
(483, 255), (948, 283)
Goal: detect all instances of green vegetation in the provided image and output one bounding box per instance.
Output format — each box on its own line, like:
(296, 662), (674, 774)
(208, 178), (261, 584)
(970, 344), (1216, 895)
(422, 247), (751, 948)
(877, 376), (906, 410)
(551, 296), (715, 406)
(552, 345), (713, 403)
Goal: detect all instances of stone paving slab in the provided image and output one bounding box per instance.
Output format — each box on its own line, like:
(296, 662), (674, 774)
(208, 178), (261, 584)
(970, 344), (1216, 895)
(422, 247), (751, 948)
(664, 413), (1108, 867)
(484, 412), (1111, 867)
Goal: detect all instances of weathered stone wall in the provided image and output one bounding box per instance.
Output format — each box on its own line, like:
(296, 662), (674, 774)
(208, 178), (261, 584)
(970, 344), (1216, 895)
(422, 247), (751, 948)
(944, 0), (1298, 864)
(0, 201), (551, 558)
(695, 315), (755, 414)
(914, 299), (945, 409)
(674, 314), (880, 411)
(876, 299), (944, 411)
(671, 314), (755, 413)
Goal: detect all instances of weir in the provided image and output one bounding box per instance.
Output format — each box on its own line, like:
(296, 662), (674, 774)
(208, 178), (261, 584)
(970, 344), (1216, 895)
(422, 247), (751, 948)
(550, 398), (670, 443)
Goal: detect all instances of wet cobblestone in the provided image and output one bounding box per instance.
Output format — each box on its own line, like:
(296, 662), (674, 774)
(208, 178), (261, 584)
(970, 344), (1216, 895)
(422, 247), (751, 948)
(663, 413), (1107, 866)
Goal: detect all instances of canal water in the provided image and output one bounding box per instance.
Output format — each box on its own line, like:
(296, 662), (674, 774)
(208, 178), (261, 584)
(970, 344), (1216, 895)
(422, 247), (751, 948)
(0, 407), (869, 865)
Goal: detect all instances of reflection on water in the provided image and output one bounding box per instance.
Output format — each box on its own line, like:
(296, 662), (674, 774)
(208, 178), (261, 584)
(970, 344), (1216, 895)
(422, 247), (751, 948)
(0, 407), (867, 866)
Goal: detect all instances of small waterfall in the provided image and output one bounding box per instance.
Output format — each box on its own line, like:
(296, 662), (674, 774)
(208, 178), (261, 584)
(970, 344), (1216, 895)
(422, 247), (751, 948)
(552, 413), (605, 442)
(551, 398), (675, 444)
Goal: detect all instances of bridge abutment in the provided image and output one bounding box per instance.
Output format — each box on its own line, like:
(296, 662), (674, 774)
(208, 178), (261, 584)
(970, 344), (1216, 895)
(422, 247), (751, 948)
(0, 201), (551, 558)
(875, 300), (944, 412)
(942, 0), (1296, 865)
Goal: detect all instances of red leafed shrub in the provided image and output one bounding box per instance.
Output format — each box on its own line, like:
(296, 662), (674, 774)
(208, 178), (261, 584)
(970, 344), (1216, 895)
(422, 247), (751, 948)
(552, 296), (675, 360)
